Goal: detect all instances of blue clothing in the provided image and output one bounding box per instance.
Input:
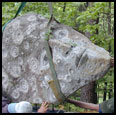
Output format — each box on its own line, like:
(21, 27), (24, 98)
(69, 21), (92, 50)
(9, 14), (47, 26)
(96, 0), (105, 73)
(99, 98), (114, 113)
(99, 104), (103, 113)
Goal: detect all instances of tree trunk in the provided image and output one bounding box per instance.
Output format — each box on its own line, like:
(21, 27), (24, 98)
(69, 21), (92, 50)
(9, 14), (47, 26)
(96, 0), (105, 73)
(80, 81), (97, 103)
(108, 2), (111, 53)
(108, 2), (111, 35)
(107, 2), (112, 100)
(63, 3), (66, 12)
(108, 82), (113, 99)
(80, 2), (98, 104)
(103, 82), (107, 101)
(97, 84), (99, 103)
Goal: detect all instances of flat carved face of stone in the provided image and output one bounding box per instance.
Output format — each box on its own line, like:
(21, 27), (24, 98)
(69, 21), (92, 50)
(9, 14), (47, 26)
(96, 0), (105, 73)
(2, 13), (111, 104)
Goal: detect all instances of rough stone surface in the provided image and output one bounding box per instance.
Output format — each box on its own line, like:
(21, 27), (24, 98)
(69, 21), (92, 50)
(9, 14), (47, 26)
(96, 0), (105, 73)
(2, 13), (111, 104)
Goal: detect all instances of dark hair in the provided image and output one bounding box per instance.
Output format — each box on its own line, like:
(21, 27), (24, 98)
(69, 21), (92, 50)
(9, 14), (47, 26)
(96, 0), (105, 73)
(2, 90), (12, 103)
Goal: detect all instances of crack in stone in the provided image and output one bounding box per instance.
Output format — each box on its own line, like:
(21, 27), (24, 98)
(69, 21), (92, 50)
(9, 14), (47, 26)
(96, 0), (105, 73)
(76, 49), (87, 69)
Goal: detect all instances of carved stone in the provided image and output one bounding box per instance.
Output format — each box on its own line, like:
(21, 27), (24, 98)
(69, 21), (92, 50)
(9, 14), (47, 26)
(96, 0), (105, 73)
(2, 13), (111, 104)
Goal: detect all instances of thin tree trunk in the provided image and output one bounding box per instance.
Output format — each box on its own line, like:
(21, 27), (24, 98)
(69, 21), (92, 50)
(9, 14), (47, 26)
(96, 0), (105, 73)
(63, 3), (66, 12)
(103, 82), (107, 101)
(107, 2), (112, 100)
(108, 2), (111, 35)
(97, 84), (99, 103)
(108, 2), (112, 53)
(108, 82), (112, 99)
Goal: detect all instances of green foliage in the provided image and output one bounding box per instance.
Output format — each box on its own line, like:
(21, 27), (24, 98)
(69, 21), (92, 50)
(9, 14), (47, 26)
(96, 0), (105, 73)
(2, 2), (114, 112)
(75, 3), (114, 104)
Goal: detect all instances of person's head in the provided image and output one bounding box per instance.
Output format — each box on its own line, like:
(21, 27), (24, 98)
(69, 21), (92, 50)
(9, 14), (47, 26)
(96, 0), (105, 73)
(8, 101), (32, 113)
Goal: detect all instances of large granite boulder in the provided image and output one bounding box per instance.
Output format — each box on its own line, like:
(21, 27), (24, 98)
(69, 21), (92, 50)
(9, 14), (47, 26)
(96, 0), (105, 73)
(2, 13), (111, 104)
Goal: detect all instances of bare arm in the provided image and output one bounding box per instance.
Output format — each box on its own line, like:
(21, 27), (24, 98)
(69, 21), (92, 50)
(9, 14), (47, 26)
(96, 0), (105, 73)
(67, 99), (99, 111)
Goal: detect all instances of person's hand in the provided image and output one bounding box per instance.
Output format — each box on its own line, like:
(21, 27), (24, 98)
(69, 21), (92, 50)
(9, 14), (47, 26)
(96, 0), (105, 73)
(37, 102), (49, 113)
(110, 58), (114, 67)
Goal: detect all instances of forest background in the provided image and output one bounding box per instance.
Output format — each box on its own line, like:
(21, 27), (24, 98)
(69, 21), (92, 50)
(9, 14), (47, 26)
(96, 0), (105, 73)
(2, 2), (114, 113)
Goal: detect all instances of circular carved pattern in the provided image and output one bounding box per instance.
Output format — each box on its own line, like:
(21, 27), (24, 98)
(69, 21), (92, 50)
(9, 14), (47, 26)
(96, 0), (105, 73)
(11, 89), (20, 99)
(23, 41), (30, 50)
(28, 57), (39, 73)
(10, 64), (22, 78)
(55, 29), (68, 39)
(27, 15), (37, 21)
(12, 20), (21, 30)
(10, 46), (19, 58)
(12, 29), (24, 45)
(19, 79), (29, 93)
